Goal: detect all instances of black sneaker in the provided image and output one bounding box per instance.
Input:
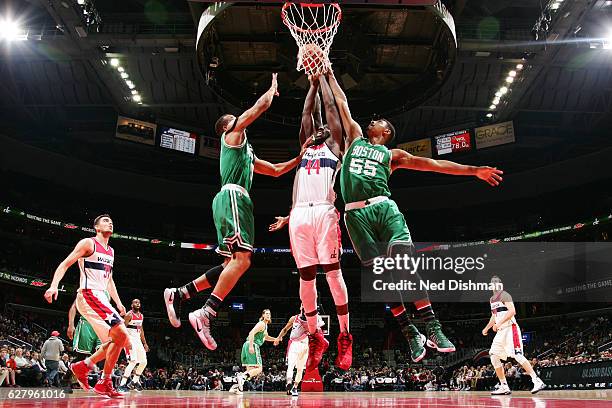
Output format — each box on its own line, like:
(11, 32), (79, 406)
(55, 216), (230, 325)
(133, 382), (143, 392)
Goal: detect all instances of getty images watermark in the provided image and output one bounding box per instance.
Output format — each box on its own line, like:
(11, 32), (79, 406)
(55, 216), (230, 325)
(361, 242), (612, 303)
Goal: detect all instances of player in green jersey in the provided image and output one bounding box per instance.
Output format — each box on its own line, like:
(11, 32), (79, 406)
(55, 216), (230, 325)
(325, 69), (504, 362)
(229, 309), (280, 395)
(164, 74), (307, 350)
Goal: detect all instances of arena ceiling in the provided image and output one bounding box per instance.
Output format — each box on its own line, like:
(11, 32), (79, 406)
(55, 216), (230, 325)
(0, 0), (611, 158)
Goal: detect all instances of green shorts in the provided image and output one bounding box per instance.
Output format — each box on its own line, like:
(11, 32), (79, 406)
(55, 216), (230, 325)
(73, 318), (102, 355)
(344, 199), (412, 264)
(240, 341), (262, 366)
(212, 187), (255, 257)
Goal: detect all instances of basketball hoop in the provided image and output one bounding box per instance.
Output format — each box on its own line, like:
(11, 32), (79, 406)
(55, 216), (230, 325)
(281, 3), (342, 76)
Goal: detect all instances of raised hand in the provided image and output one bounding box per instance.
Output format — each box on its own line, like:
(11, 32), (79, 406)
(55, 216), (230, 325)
(271, 73), (279, 97)
(476, 166), (504, 187)
(269, 216), (289, 232)
(44, 287), (58, 304)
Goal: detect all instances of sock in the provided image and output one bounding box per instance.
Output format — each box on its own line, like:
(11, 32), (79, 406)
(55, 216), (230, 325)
(530, 372), (538, 381)
(415, 299), (435, 322)
(133, 375), (140, 384)
(120, 376), (128, 386)
(391, 304), (411, 328)
(299, 278), (318, 334)
(501, 379), (508, 386)
(84, 358), (94, 369)
(326, 269), (349, 332)
(179, 281), (198, 300)
(204, 294), (223, 317)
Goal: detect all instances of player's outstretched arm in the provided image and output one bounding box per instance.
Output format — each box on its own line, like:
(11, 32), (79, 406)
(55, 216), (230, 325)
(390, 149), (504, 187)
(319, 75), (343, 151)
(44, 238), (94, 303)
(254, 138), (309, 177)
(269, 216), (289, 232)
(299, 76), (320, 146)
(225, 73), (279, 146)
(325, 70), (362, 147)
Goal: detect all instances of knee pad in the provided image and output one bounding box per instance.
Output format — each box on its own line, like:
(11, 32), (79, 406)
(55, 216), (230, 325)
(514, 354), (528, 365)
(204, 264), (224, 287)
(490, 354), (503, 369)
(299, 265), (317, 281)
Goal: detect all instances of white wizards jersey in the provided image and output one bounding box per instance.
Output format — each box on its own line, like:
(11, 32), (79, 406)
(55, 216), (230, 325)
(126, 311), (144, 337)
(490, 291), (516, 330)
(289, 314), (324, 342)
(292, 143), (340, 205)
(78, 238), (114, 291)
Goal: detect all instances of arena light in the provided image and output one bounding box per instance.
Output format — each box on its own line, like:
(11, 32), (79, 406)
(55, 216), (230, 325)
(132, 94), (142, 103)
(486, 113), (493, 118)
(131, 90), (138, 95)
(506, 76), (514, 83)
(117, 66), (125, 73)
(509, 70), (517, 77)
(125, 80), (135, 89)
(516, 63), (524, 70)
(110, 58), (119, 67)
(500, 86), (508, 94)
(0, 19), (22, 41)
(495, 91), (502, 97)
(493, 97), (500, 105)
(120, 72), (128, 79)
(489, 104), (496, 110)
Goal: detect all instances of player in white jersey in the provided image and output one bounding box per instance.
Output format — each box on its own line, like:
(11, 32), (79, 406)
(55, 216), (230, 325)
(275, 305), (325, 397)
(482, 276), (546, 395)
(269, 75), (352, 371)
(117, 299), (149, 393)
(44, 214), (129, 399)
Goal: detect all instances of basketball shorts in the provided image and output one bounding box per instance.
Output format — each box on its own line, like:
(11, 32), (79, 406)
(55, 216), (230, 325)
(344, 199), (412, 264)
(212, 186), (255, 257)
(124, 333), (147, 364)
(489, 323), (524, 361)
(286, 339), (308, 375)
(289, 203), (342, 268)
(75, 289), (123, 343)
(73, 317), (102, 355)
(241, 341), (262, 367)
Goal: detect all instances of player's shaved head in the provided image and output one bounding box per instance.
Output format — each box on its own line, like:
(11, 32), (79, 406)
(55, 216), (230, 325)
(215, 114), (235, 137)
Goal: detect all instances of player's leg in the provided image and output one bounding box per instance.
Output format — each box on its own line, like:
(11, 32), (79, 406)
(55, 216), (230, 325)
(238, 342), (263, 392)
(489, 328), (512, 395)
(118, 343), (137, 391)
(510, 324), (545, 393)
(285, 343), (298, 393)
(131, 341), (147, 391)
(164, 258), (229, 328)
(382, 200), (455, 354)
(292, 343), (308, 394)
(190, 190), (254, 350)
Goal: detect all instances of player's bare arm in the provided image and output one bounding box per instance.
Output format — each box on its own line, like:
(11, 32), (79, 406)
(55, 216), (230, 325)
(225, 73), (279, 146)
(269, 216), (289, 232)
(390, 149), (504, 187)
(107, 277), (126, 316)
(277, 315), (296, 340)
(44, 238), (94, 303)
(325, 70), (362, 146)
(123, 311), (133, 325)
(482, 314), (495, 336)
(319, 74), (344, 153)
(254, 139), (310, 177)
(299, 76), (320, 146)
(67, 300), (77, 339)
(140, 325), (149, 352)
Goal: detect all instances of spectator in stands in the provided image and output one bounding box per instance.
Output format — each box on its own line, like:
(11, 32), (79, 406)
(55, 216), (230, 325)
(40, 330), (63, 387)
(14, 348), (35, 386)
(0, 349), (12, 387)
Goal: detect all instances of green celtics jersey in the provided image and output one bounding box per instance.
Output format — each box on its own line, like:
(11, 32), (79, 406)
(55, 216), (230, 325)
(341, 137), (392, 202)
(220, 133), (255, 191)
(248, 323), (267, 347)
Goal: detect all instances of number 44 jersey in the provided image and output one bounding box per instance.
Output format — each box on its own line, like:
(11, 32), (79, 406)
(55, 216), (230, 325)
(340, 137), (392, 203)
(292, 142), (340, 205)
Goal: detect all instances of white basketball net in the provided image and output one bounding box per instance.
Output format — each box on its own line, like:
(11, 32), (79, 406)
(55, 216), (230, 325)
(281, 3), (342, 76)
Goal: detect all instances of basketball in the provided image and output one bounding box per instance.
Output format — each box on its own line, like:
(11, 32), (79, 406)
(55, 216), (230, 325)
(301, 43), (325, 73)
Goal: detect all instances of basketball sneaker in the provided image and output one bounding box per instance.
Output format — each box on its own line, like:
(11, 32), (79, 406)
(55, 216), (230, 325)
(116, 385), (130, 393)
(531, 378), (546, 394)
(93, 377), (123, 399)
(286, 382), (293, 395)
(425, 319), (456, 352)
(70, 360), (91, 391)
(401, 324), (426, 362)
(133, 381), (143, 392)
(291, 386), (299, 397)
(189, 309), (217, 350)
(306, 330), (329, 371)
(491, 383), (511, 395)
(335, 332), (353, 371)
(164, 288), (181, 328)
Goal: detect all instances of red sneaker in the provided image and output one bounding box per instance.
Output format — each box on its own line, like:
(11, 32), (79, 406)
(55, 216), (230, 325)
(306, 330), (329, 371)
(71, 361), (91, 391)
(335, 332), (353, 371)
(93, 378), (124, 399)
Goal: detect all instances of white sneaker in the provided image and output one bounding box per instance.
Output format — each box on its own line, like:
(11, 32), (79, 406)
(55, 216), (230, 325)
(531, 378), (546, 394)
(491, 383), (511, 395)
(291, 387), (299, 397)
(188, 309), (217, 350)
(164, 288), (181, 328)
(237, 373), (245, 392)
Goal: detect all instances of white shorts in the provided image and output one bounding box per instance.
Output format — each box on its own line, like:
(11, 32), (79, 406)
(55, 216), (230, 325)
(490, 323), (524, 360)
(124, 333), (147, 364)
(287, 339), (308, 374)
(289, 203), (342, 269)
(75, 289), (123, 343)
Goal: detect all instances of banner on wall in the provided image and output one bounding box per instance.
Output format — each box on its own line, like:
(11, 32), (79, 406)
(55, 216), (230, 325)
(397, 138), (432, 158)
(115, 116), (156, 146)
(475, 120), (516, 149)
(541, 361), (612, 389)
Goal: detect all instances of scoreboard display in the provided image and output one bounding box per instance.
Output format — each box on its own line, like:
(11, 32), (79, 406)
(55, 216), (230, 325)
(158, 126), (198, 155)
(434, 129), (472, 155)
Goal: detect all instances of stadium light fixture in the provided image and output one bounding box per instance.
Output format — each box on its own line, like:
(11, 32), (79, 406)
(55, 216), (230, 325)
(77, 0), (86, 4)
(132, 94), (142, 103)
(120, 72), (128, 79)
(110, 58), (119, 67)
(117, 66), (125, 73)
(486, 113), (493, 118)
(0, 19), (21, 41)
(131, 90), (138, 95)
(500, 86), (508, 94)
(509, 70), (517, 77)
(506, 76), (514, 83)
(126, 80), (135, 89)
(489, 104), (496, 110)
(493, 97), (500, 105)
(516, 63), (524, 70)
(495, 91), (502, 97)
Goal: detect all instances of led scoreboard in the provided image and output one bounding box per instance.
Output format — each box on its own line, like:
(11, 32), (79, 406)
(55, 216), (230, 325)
(434, 129), (472, 155)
